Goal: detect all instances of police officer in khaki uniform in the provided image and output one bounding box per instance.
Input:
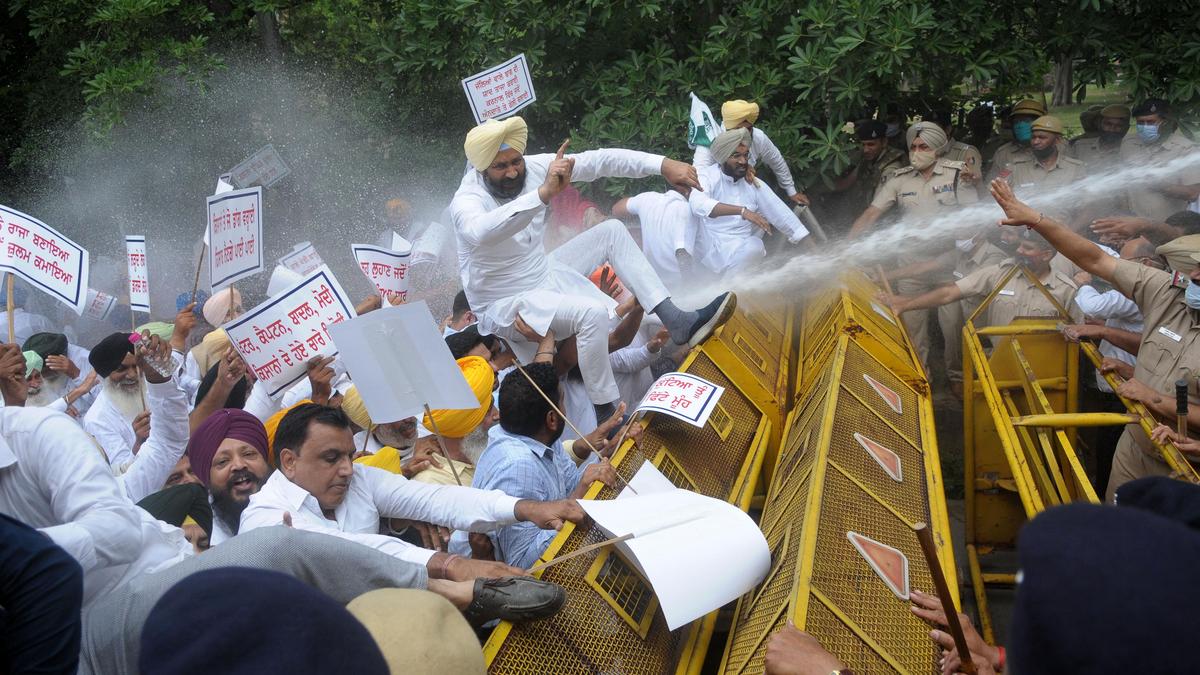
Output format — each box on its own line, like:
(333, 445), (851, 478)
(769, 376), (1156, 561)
(1007, 115), (1087, 196)
(883, 228), (1079, 331)
(849, 121), (979, 367)
(928, 108), (983, 180)
(1120, 99), (1200, 223)
(1073, 104), (1130, 172)
(986, 98), (1047, 182)
(989, 177), (1200, 503)
(823, 119), (908, 229)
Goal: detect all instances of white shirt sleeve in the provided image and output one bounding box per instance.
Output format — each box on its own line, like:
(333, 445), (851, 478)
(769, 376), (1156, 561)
(753, 128), (797, 195)
(687, 168), (722, 219)
(567, 149), (664, 184)
(362, 466), (521, 532)
(692, 145), (715, 168)
(84, 409), (133, 469)
(118, 379), (191, 502)
(753, 181), (809, 243)
(240, 510), (439, 566)
(1073, 286), (1143, 321)
(609, 344), (655, 374)
(29, 413), (144, 573)
(243, 380), (281, 423)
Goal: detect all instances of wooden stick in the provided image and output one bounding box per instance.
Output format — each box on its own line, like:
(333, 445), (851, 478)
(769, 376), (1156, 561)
(528, 532), (634, 574)
(512, 361), (601, 456)
(875, 265), (894, 296)
(913, 522), (976, 674)
(360, 422), (373, 456)
(1176, 379), (1190, 440)
(191, 243), (206, 303)
(422, 403), (464, 486)
(5, 274), (13, 344)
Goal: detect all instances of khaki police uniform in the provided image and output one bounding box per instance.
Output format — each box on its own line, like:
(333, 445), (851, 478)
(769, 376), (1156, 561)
(987, 141), (1035, 182)
(1119, 131), (1200, 222)
(954, 260), (1080, 329)
(1072, 136), (1123, 173)
(1104, 259), (1200, 501)
(939, 240), (1008, 382)
(872, 158), (979, 366)
(944, 140), (983, 178)
(825, 145), (907, 230)
(1007, 154), (1087, 196)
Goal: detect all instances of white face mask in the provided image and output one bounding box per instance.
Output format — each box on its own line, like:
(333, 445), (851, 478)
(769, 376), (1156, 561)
(955, 238), (976, 252)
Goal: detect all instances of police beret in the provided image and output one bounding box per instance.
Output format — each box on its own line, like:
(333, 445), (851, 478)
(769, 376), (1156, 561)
(1155, 234), (1200, 273)
(924, 109), (952, 126)
(1011, 98), (1046, 117)
(88, 332), (134, 378)
(1132, 98), (1169, 116)
(855, 119), (887, 141)
(1031, 115), (1065, 135)
(22, 332), (68, 359)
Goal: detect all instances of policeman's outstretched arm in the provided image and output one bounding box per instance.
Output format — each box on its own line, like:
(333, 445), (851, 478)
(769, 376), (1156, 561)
(990, 178), (1117, 282)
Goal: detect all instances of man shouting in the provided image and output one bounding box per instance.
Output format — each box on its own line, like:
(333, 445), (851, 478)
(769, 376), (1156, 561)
(450, 116), (735, 423)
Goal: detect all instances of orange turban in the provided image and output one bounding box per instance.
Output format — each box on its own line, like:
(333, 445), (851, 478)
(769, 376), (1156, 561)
(422, 356), (495, 438)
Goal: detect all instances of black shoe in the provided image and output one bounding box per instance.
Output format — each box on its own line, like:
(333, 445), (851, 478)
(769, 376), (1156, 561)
(681, 292), (737, 347)
(463, 577), (566, 625)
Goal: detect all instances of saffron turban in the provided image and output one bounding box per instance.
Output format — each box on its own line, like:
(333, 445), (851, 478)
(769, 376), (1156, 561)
(23, 350), (42, 378)
(186, 408), (269, 486)
(422, 356), (495, 438)
(202, 287), (243, 328)
(88, 332), (134, 377)
(905, 121), (950, 155)
(341, 385), (373, 430)
(721, 100), (760, 128)
(464, 116), (529, 172)
(709, 127), (752, 164)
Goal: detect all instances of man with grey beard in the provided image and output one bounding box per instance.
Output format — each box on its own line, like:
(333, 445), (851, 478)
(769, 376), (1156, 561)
(83, 332), (152, 468)
(21, 332), (98, 415)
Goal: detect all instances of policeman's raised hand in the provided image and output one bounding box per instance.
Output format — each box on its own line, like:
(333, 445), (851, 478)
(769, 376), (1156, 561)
(989, 178), (1040, 227)
(661, 158), (703, 192)
(539, 139), (575, 203)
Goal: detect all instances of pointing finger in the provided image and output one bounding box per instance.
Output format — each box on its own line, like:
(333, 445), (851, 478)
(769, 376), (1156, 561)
(556, 138), (570, 160)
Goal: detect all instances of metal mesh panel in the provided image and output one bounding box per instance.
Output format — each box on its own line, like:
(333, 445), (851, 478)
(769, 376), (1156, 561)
(808, 468), (937, 671)
(587, 549), (658, 638)
(805, 599), (906, 674)
(723, 526), (799, 675)
(840, 340), (921, 443)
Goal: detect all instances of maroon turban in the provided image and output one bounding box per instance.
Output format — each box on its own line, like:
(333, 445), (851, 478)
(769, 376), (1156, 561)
(187, 409), (269, 487)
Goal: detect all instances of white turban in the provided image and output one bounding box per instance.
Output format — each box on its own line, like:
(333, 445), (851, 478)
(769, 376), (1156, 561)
(709, 128), (752, 164)
(464, 117), (529, 172)
(905, 121), (950, 155)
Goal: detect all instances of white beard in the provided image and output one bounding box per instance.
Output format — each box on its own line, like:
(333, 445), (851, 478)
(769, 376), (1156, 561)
(26, 374), (70, 407)
(103, 377), (147, 421)
(460, 425), (490, 465)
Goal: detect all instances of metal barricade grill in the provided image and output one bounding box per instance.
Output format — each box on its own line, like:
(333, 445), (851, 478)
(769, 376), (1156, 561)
(962, 265), (1199, 643)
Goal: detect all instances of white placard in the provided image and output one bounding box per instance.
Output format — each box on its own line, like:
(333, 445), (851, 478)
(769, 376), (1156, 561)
(351, 242), (412, 304)
(206, 186), (263, 290)
(580, 484), (771, 630)
(328, 301), (479, 424)
(0, 205), (89, 314)
(635, 372), (725, 427)
(223, 265), (356, 397)
(460, 53), (536, 124)
(125, 235), (149, 312)
(278, 241), (324, 276)
(83, 288), (117, 321)
(229, 144), (291, 189)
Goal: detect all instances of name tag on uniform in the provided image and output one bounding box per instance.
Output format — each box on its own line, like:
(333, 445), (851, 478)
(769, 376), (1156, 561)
(932, 184), (954, 194)
(998, 289), (1016, 296)
(1158, 326), (1183, 342)
(900, 191), (917, 198)
(953, 271), (964, 279)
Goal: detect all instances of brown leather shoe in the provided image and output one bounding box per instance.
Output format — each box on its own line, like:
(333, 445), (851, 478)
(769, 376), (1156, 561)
(463, 577), (566, 625)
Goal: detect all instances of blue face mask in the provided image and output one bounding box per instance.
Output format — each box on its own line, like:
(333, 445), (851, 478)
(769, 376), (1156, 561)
(1186, 281), (1200, 310)
(1013, 120), (1033, 143)
(1137, 123), (1161, 143)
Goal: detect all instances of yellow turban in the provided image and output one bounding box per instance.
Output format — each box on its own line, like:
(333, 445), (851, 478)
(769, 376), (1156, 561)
(265, 400), (313, 466)
(721, 100), (760, 128)
(355, 446), (403, 474)
(464, 116), (529, 172)
(422, 356), (494, 438)
(340, 385), (373, 430)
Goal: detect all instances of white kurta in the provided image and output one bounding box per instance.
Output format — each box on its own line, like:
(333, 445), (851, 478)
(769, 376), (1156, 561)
(0, 407), (189, 607)
(693, 127), (800, 196)
(116, 378), (191, 503)
(83, 388), (137, 468)
(688, 163), (810, 274)
(625, 191), (695, 291)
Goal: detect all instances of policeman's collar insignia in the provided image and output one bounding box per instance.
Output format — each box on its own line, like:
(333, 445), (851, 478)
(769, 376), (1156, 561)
(1171, 271), (1190, 289)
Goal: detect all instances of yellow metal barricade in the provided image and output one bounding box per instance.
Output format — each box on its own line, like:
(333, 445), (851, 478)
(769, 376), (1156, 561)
(963, 265), (1199, 642)
(720, 274), (955, 674)
(483, 303), (786, 674)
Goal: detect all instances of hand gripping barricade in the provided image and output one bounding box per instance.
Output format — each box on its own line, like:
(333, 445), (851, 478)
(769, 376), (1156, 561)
(720, 271), (956, 674)
(962, 264), (1200, 643)
(482, 298), (789, 675)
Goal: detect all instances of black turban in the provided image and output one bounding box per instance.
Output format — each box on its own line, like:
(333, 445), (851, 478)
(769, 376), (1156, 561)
(22, 332), (68, 359)
(88, 332), (134, 377)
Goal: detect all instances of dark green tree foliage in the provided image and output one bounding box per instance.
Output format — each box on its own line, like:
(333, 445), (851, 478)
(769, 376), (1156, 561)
(3, 0), (1199, 191)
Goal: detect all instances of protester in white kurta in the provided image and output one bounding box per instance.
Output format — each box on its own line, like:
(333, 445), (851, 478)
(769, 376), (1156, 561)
(618, 190), (695, 292)
(688, 129), (810, 274)
(116, 376), (191, 502)
(82, 386), (139, 468)
(450, 116), (733, 420)
(694, 127), (801, 199)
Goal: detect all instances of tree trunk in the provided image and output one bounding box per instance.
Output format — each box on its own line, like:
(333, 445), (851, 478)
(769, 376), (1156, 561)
(257, 11), (284, 62)
(1051, 57), (1073, 107)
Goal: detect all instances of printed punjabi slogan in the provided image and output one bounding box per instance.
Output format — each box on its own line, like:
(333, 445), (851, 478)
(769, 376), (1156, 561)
(461, 54), (537, 124)
(223, 265), (356, 397)
(207, 186), (263, 290)
(125, 235), (149, 312)
(83, 288), (117, 321)
(230, 144), (291, 189)
(0, 204), (89, 313)
(635, 372), (726, 427)
(279, 242), (324, 276)
(351, 243), (411, 304)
